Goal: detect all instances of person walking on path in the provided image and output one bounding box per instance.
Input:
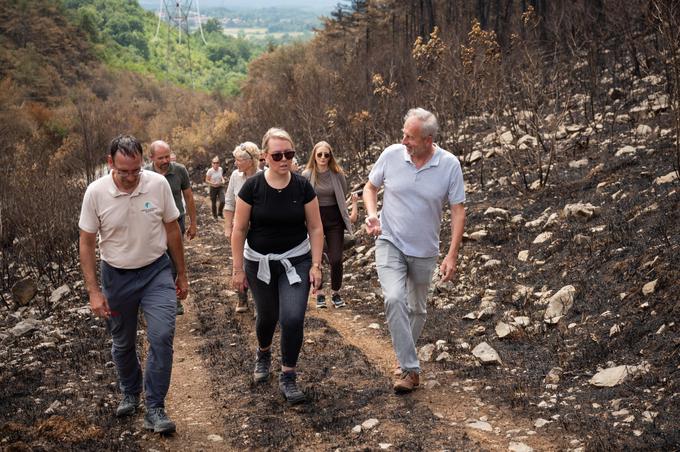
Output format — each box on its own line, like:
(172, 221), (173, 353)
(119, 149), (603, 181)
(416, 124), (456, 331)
(146, 140), (197, 315)
(302, 141), (358, 308)
(205, 156), (225, 219)
(79, 134), (189, 433)
(223, 141), (262, 313)
(363, 108), (465, 393)
(231, 128), (324, 404)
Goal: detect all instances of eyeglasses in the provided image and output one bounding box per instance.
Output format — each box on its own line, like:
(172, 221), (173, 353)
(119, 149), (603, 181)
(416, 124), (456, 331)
(316, 152), (330, 158)
(269, 150), (295, 162)
(114, 167), (142, 178)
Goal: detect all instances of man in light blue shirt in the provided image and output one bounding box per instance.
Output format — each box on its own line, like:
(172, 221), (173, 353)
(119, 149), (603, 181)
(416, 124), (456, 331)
(363, 108), (465, 393)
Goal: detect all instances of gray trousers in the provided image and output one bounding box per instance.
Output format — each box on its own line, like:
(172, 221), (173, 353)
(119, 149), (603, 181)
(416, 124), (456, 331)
(375, 239), (437, 373)
(102, 254), (176, 409)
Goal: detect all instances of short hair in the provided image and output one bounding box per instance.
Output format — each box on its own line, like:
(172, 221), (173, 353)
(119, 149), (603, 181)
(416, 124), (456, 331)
(261, 127), (294, 153)
(232, 141), (260, 161)
(149, 140), (170, 156)
(109, 135), (143, 159)
(404, 108), (438, 139)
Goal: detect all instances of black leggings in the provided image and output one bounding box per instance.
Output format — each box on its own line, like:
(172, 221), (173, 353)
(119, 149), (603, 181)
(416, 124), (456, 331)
(319, 205), (345, 292)
(245, 254), (311, 368)
(209, 186), (225, 218)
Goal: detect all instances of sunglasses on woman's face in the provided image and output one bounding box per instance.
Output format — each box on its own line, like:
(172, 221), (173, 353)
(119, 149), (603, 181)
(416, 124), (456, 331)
(270, 150), (295, 162)
(316, 152), (330, 158)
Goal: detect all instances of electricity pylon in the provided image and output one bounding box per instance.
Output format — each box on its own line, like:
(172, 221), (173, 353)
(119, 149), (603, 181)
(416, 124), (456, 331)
(153, 0), (208, 86)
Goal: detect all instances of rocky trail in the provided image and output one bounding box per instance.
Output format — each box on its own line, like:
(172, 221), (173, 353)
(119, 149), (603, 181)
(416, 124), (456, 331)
(2, 74), (679, 451)
(136, 194), (577, 451)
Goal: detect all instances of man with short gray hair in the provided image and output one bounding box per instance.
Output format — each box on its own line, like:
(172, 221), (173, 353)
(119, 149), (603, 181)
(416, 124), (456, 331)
(363, 108), (466, 393)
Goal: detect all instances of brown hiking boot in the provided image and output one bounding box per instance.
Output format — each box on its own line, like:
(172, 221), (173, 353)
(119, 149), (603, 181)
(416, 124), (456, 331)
(235, 291), (248, 313)
(393, 370), (420, 393)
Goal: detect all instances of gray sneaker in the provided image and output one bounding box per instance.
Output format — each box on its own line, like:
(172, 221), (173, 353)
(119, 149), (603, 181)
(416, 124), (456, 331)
(115, 393), (139, 417)
(316, 294), (327, 309)
(144, 407), (176, 434)
(253, 349), (271, 383)
(279, 371), (305, 405)
(331, 293), (346, 308)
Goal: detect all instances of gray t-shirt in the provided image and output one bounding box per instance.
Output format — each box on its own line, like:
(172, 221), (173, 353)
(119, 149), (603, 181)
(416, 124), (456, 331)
(368, 144), (465, 258)
(315, 170), (339, 206)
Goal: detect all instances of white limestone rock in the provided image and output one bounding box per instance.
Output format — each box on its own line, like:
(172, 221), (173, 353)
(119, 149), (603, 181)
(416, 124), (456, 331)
(418, 343), (436, 362)
(532, 232), (553, 244)
(509, 441), (534, 452)
(495, 322), (517, 338)
(544, 285), (577, 324)
(49, 284), (71, 304)
(472, 342), (502, 365)
(466, 420), (493, 432)
(635, 124), (652, 136)
(10, 318), (42, 337)
(589, 364), (647, 387)
(642, 279), (658, 295)
(484, 207), (510, 220)
(361, 418), (380, 430)
(615, 145), (636, 157)
(568, 158), (589, 168)
(654, 171), (678, 185)
(563, 202), (601, 220)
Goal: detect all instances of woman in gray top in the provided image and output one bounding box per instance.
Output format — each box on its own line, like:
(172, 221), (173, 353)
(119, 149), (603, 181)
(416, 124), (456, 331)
(224, 141), (261, 313)
(302, 141), (358, 308)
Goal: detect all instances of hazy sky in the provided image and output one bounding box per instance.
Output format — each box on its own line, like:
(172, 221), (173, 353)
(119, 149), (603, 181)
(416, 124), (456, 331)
(140, 0), (339, 12)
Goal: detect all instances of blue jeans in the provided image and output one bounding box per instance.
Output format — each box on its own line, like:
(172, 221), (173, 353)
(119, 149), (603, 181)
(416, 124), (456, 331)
(375, 239), (437, 373)
(102, 254), (176, 409)
(245, 253), (311, 368)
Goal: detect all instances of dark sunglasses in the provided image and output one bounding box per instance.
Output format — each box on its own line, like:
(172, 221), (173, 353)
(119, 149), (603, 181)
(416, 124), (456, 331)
(316, 152), (331, 158)
(270, 150), (295, 162)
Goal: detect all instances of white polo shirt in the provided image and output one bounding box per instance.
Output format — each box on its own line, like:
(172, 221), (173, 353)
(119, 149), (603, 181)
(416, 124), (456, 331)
(368, 144), (465, 258)
(79, 171), (180, 269)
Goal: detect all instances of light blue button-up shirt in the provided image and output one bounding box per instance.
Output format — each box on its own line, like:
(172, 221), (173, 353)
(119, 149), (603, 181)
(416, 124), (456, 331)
(368, 144), (465, 258)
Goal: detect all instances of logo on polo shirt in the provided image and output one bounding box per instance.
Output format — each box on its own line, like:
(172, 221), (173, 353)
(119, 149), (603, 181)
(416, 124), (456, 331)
(141, 201), (157, 213)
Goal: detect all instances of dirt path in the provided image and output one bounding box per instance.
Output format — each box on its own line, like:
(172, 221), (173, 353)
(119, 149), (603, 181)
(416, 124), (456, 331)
(138, 194), (579, 450)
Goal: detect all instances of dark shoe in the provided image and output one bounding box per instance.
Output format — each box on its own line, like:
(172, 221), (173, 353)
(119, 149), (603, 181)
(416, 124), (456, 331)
(393, 370), (420, 393)
(316, 294), (327, 309)
(235, 291), (248, 313)
(144, 407), (176, 434)
(253, 349), (271, 383)
(331, 293), (346, 308)
(176, 300), (184, 316)
(279, 371), (306, 404)
(116, 393), (140, 417)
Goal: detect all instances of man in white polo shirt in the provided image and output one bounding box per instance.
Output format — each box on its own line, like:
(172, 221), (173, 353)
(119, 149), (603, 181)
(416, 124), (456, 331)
(363, 108), (465, 393)
(79, 135), (189, 433)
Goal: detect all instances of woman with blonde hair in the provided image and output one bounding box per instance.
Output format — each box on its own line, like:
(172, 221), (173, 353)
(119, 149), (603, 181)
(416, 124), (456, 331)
(224, 141), (262, 313)
(302, 141), (358, 309)
(231, 127), (324, 404)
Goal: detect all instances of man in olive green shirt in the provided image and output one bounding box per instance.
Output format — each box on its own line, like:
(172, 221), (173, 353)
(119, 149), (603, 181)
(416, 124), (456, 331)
(146, 140), (197, 315)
